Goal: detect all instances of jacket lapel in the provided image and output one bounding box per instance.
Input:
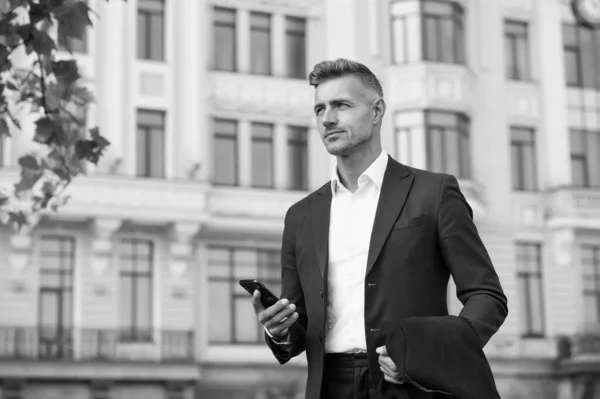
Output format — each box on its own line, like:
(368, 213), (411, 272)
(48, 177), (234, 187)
(311, 183), (332, 279)
(366, 158), (414, 277)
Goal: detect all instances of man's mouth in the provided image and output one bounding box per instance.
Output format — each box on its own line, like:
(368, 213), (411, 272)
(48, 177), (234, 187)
(325, 130), (344, 138)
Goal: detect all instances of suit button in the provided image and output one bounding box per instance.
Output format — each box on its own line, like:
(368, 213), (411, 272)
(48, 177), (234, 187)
(320, 290), (323, 298)
(319, 333), (323, 342)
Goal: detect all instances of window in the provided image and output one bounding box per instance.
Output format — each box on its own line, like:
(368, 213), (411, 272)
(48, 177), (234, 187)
(119, 239), (154, 342)
(562, 23), (600, 89)
(583, 245), (600, 324)
(213, 119), (238, 186)
(571, 129), (600, 187)
(391, 0), (465, 65)
(251, 122), (274, 188)
(137, 0), (165, 61)
(504, 20), (530, 81)
(38, 235), (75, 359)
(511, 127), (537, 191)
(137, 110), (165, 178)
(250, 12), (271, 75)
(288, 126), (308, 190)
(213, 7), (236, 71)
(208, 246), (281, 344)
(516, 242), (545, 337)
(286, 17), (306, 78)
(425, 111), (471, 179)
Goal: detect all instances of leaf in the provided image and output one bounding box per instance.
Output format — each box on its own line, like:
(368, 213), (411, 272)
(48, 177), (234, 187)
(14, 168), (42, 193)
(8, 211), (28, 230)
(0, 191), (9, 207)
(0, 118), (9, 138)
(31, 28), (56, 57)
(5, 80), (18, 91)
(52, 60), (80, 85)
(18, 155), (40, 170)
(0, 12), (17, 36)
(42, 180), (55, 196)
(29, 3), (51, 25)
(89, 127), (110, 148)
(34, 117), (56, 144)
(56, 1), (92, 41)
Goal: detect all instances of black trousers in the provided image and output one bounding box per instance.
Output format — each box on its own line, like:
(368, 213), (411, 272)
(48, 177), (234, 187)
(321, 353), (375, 399)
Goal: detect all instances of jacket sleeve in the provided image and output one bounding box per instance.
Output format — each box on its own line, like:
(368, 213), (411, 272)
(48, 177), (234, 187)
(265, 206), (308, 364)
(378, 175), (508, 398)
(437, 174), (508, 346)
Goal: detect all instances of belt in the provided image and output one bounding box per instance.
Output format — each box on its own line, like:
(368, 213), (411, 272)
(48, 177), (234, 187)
(325, 352), (369, 368)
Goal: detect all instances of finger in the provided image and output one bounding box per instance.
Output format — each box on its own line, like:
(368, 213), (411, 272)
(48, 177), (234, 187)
(250, 290), (265, 312)
(262, 298), (291, 319)
(263, 303), (296, 328)
(384, 374), (403, 385)
(378, 355), (398, 371)
(267, 312), (299, 336)
(379, 363), (396, 378)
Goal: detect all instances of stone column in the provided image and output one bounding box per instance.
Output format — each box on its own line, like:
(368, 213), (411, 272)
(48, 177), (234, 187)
(272, 14), (286, 77)
(173, 0), (205, 180)
(95, 0), (128, 174)
(238, 120), (252, 187)
(274, 123), (288, 190)
(236, 9), (250, 74)
(536, 0), (571, 188)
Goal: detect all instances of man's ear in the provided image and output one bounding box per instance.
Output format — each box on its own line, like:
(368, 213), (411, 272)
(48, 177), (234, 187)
(372, 97), (386, 125)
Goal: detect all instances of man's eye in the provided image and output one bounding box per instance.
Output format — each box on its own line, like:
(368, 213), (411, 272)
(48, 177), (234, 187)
(338, 103), (349, 109)
(315, 108), (324, 115)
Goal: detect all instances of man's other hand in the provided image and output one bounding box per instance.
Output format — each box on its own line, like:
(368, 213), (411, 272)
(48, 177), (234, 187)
(251, 290), (298, 339)
(376, 346), (404, 385)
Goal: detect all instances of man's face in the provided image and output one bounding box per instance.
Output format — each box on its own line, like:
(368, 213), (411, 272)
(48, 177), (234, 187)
(313, 75), (378, 156)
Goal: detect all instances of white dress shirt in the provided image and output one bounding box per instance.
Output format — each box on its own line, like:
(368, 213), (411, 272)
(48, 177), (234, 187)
(325, 150), (388, 353)
(265, 150), (389, 352)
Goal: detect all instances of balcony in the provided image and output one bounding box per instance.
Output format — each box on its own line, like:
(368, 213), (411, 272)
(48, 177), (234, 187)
(548, 187), (600, 226)
(0, 326), (195, 363)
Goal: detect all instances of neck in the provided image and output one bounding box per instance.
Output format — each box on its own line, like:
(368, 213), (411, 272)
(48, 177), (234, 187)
(336, 146), (382, 192)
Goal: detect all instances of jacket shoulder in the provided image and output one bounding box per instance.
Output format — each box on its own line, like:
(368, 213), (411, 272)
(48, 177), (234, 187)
(285, 181), (329, 219)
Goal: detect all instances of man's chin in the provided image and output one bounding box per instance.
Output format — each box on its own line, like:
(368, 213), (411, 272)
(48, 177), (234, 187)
(326, 145), (351, 157)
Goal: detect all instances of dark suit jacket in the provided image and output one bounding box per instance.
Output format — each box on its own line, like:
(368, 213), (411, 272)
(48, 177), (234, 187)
(266, 156), (508, 399)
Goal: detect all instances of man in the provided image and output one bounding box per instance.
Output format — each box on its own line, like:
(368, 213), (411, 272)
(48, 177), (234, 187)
(251, 59), (508, 399)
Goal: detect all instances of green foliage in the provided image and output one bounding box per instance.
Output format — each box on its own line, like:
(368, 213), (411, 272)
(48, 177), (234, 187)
(0, 0), (117, 230)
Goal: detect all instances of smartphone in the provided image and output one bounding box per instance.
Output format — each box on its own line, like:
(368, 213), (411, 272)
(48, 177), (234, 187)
(239, 279), (280, 308)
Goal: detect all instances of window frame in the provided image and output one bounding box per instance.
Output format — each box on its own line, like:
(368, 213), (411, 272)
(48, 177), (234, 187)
(207, 245), (281, 345)
(136, 109), (166, 179)
(137, 0), (165, 61)
(118, 238), (155, 343)
(510, 126), (538, 191)
(504, 19), (531, 81)
(213, 118), (239, 187)
(515, 241), (545, 338)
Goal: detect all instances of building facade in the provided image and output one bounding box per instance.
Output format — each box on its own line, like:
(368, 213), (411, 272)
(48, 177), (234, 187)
(0, 0), (600, 398)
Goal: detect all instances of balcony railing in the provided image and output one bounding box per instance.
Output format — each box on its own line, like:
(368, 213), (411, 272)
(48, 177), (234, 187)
(0, 327), (194, 363)
(548, 187), (600, 220)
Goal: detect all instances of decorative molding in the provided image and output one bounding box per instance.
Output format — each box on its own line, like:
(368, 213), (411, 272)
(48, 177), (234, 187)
(139, 72), (164, 96)
(502, 0), (533, 11)
(552, 229), (574, 266)
(209, 72), (313, 118)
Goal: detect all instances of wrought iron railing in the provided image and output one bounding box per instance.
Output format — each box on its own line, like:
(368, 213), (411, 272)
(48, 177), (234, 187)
(0, 326), (194, 363)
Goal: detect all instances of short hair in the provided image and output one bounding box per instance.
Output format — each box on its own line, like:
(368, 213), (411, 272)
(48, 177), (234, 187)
(308, 58), (384, 98)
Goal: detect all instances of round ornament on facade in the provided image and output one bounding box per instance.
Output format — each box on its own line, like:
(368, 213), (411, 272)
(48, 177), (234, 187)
(572, 0), (600, 28)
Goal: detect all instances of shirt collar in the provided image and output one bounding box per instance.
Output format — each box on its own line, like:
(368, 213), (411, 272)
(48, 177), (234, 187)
(330, 150), (389, 195)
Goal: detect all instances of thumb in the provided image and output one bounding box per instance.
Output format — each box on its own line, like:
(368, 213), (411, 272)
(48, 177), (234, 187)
(376, 346), (388, 355)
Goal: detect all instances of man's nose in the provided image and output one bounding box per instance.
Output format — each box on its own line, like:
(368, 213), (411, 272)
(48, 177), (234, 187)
(322, 109), (337, 127)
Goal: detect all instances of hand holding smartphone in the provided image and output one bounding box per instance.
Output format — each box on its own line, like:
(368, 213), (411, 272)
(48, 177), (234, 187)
(240, 279), (301, 340)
